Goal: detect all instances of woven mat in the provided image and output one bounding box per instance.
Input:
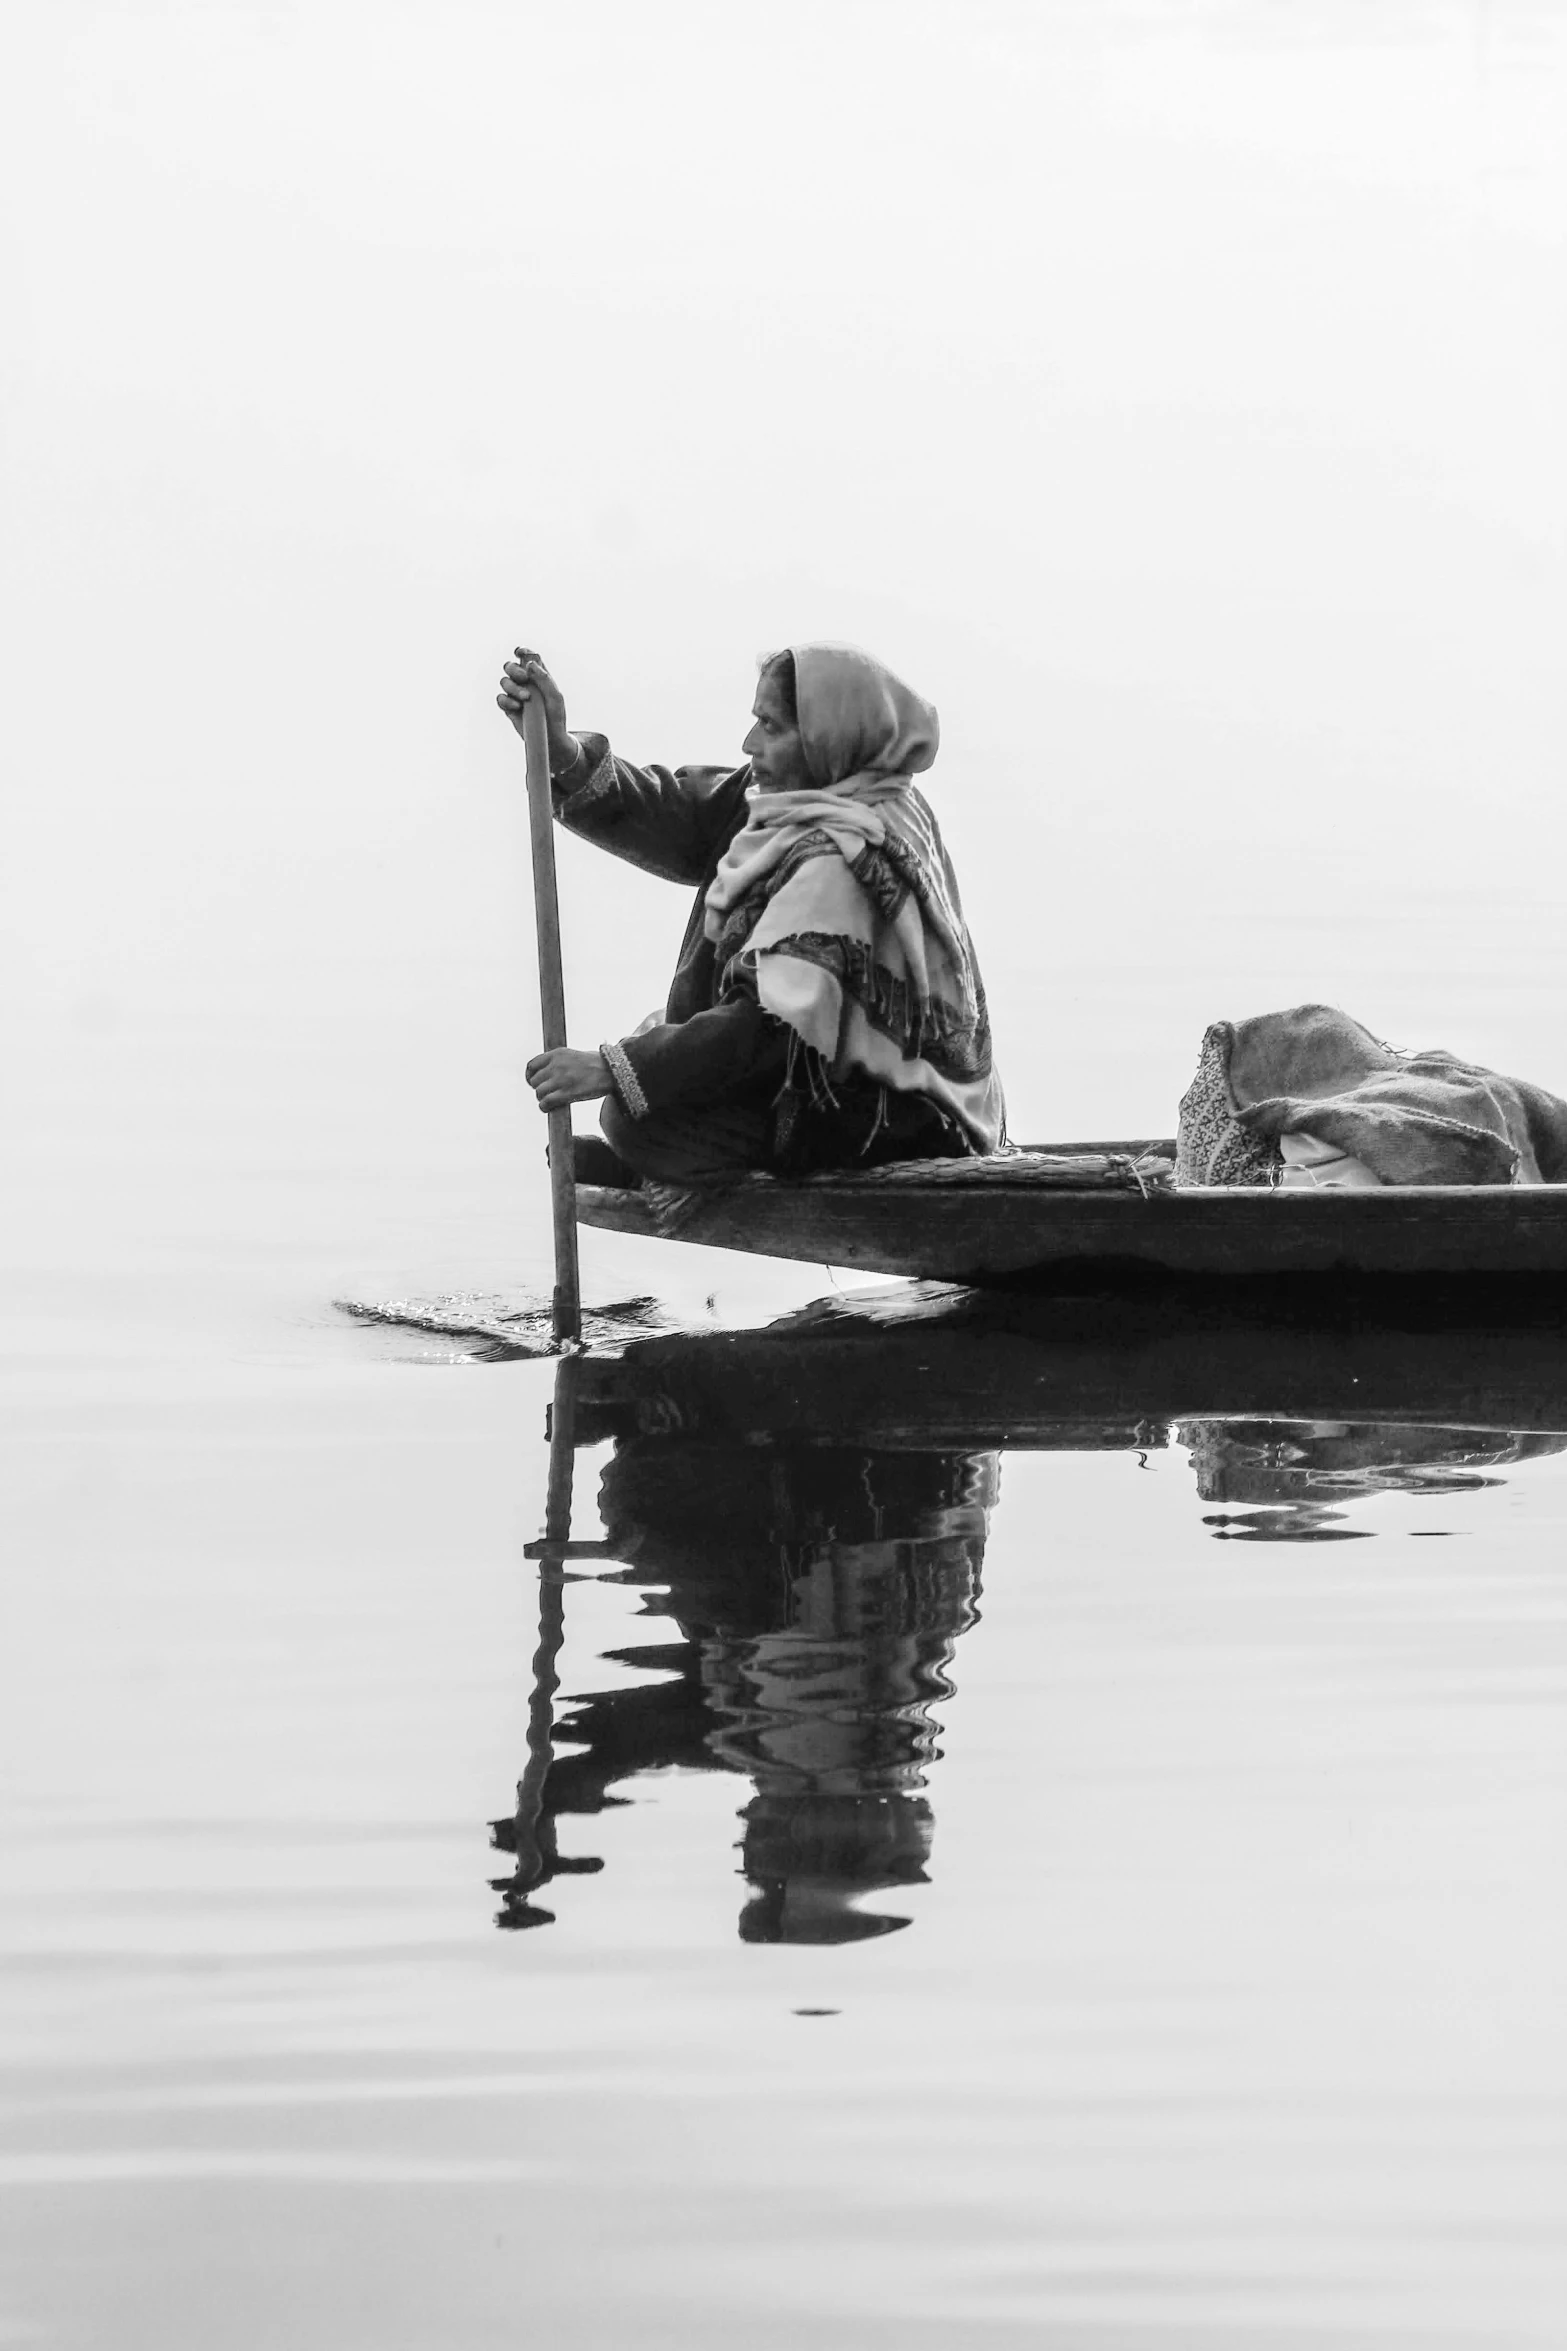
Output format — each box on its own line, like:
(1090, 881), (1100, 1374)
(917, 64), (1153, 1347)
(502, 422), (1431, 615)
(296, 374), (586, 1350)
(636, 1148), (1174, 1235)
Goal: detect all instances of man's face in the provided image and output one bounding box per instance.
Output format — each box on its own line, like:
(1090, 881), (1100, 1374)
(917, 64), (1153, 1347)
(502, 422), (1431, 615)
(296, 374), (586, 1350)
(742, 668), (812, 793)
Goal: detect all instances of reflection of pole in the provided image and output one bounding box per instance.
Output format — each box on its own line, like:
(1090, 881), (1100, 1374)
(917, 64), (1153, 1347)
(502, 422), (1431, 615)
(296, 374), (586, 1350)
(505, 1358), (577, 1916)
(542, 1351), (578, 1553)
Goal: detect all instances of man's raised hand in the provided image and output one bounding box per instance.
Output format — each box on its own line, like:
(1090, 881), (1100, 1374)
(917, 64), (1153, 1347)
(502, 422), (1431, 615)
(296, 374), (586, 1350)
(497, 648), (579, 775)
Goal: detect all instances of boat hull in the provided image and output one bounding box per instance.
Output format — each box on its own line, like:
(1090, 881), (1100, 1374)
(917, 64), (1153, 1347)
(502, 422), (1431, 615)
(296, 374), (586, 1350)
(576, 1179), (1567, 1283)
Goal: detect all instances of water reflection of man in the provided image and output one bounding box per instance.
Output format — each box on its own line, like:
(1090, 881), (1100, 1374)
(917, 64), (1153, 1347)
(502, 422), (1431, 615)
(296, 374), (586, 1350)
(492, 1440), (996, 1943)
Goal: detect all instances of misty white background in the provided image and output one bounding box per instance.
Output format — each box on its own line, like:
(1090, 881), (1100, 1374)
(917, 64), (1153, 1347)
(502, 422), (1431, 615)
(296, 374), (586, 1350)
(3, 0), (1565, 1314)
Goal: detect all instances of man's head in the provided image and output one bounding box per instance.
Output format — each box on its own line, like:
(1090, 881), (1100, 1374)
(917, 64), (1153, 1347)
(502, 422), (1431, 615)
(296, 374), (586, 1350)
(743, 644), (940, 794)
(742, 652), (813, 794)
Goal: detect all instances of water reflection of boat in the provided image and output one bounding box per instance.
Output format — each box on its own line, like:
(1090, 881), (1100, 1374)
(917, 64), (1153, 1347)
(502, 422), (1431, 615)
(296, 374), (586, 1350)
(492, 1440), (993, 1942)
(492, 1281), (1567, 1935)
(569, 1279), (1567, 1450)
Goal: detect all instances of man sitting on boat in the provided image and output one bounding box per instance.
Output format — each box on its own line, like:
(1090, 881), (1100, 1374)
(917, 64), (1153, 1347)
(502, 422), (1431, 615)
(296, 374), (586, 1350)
(497, 642), (1004, 1185)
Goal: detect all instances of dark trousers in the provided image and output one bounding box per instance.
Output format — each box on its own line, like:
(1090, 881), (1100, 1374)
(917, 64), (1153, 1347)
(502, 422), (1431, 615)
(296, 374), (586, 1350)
(597, 1095), (773, 1182)
(585, 1085), (966, 1186)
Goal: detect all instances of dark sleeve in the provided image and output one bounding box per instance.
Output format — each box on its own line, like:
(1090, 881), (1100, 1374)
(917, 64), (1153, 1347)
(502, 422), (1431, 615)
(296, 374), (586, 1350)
(601, 994), (790, 1117)
(553, 733), (748, 886)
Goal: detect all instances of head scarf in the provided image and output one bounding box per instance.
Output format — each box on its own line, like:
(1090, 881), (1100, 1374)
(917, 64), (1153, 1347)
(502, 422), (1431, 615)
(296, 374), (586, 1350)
(792, 642), (939, 790)
(702, 643), (1004, 1155)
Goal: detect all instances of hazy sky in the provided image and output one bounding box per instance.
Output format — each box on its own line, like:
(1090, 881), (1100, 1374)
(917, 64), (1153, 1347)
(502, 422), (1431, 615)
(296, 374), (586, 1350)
(4, 1), (1565, 1290)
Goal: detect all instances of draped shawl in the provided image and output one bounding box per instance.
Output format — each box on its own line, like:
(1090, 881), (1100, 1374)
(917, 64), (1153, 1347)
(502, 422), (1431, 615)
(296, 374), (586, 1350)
(702, 643), (1004, 1154)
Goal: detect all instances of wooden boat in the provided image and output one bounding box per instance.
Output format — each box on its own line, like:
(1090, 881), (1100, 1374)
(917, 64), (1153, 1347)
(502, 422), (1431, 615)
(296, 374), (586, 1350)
(576, 1141), (1567, 1285)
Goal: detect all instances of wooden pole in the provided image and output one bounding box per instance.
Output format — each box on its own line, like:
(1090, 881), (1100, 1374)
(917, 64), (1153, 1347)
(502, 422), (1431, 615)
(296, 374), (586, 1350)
(521, 695), (582, 1347)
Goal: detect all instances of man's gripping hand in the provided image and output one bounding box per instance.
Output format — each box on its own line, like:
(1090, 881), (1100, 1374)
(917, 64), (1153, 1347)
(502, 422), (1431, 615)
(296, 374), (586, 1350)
(526, 1048), (614, 1112)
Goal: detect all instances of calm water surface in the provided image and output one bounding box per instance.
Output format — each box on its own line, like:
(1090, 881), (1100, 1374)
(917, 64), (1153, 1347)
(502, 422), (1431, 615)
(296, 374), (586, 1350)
(5, 1260), (1567, 2348)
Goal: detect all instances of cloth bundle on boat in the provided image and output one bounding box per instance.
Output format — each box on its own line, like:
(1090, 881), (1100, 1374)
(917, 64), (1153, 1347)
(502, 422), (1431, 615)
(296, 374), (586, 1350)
(1176, 1004), (1567, 1189)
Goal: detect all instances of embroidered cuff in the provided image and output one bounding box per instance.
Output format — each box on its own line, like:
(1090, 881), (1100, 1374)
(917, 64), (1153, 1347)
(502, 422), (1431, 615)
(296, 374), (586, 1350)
(600, 1038), (650, 1121)
(554, 731), (617, 819)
